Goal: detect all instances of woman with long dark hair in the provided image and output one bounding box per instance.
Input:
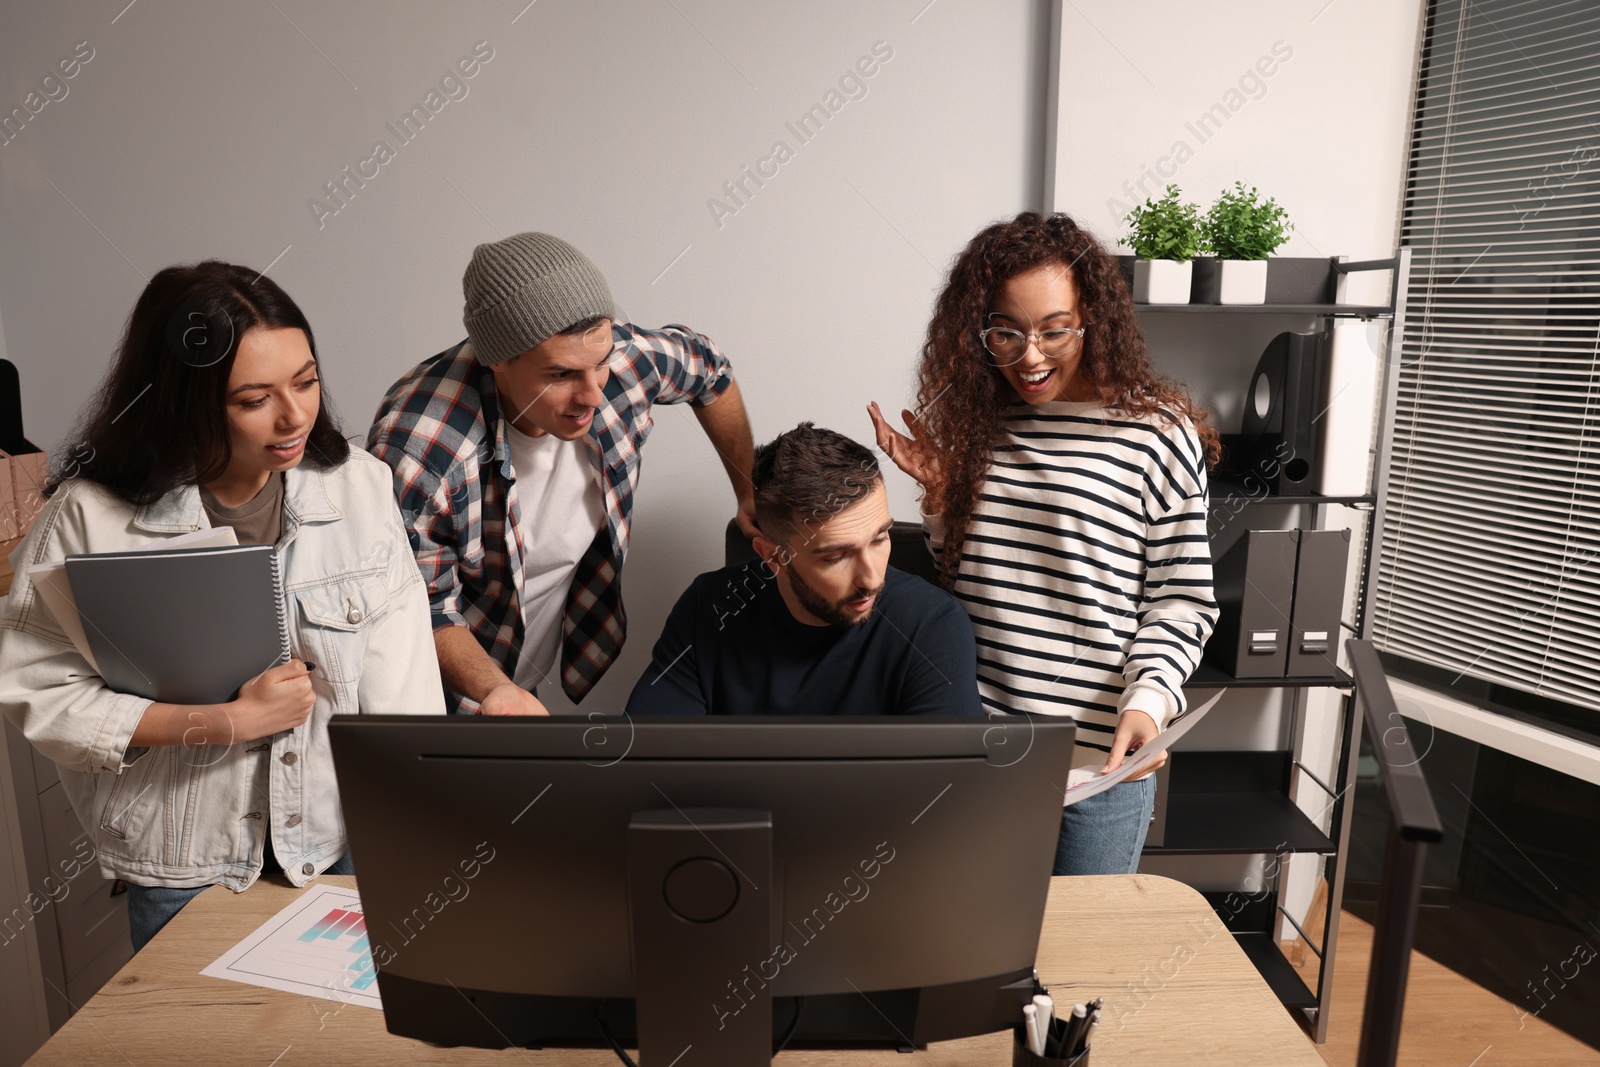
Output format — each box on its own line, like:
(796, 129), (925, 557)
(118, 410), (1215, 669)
(869, 212), (1219, 875)
(0, 261), (443, 948)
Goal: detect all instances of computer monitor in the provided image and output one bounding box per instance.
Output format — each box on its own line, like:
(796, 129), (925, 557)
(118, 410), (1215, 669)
(327, 714), (1074, 1064)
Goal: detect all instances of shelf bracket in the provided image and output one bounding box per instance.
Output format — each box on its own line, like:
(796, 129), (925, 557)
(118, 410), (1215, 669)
(1292, 762), (1337, 800)
(1334, 257), (1399, 274)
(1274, 902), (1324, 961)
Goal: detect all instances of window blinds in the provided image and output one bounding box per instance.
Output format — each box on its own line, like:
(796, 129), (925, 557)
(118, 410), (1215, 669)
(1373, 0), (1600, 713)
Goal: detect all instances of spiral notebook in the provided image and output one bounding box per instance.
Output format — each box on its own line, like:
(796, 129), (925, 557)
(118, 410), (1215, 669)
(29, 526), (240, 672)
(63, 542), (291, 704)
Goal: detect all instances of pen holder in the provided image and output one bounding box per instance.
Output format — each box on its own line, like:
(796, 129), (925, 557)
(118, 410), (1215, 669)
(1012, 1020), (1090, 1066)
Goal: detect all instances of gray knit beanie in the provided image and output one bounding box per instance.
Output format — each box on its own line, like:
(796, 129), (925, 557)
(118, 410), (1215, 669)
(462, 233), (616, 366)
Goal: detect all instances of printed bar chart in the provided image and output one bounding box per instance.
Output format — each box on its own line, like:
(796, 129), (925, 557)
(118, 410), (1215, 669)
(202, 885), (384, 1007)
(295, 905), (377, 990)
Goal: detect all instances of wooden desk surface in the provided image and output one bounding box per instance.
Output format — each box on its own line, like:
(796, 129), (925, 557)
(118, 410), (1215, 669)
(28, 874), (1321, 1066)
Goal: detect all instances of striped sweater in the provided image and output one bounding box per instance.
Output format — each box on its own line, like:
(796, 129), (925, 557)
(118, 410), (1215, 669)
(924, 402), (1218, 769)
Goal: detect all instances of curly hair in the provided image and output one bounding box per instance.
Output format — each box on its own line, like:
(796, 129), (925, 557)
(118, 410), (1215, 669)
(913, 211), (1220, 586)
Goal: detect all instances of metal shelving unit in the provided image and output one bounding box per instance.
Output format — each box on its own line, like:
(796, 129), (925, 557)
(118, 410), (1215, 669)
(1137, 302), (1392, 318)
(1134, 252), (1411, 1043)
(1188, 663), (1354, 689)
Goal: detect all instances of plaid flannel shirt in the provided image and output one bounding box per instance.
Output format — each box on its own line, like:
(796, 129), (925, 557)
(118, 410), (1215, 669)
(367, 322), (733, 711)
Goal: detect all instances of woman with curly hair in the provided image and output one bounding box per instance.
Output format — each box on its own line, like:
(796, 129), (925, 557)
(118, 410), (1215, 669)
(869, 211), (1219, 875)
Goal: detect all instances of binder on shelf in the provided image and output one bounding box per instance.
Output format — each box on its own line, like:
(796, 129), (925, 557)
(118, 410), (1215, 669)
(1206, 530), (1297, 678)
(62, 541), (290, 704)
(1317, 322), (1381, 498)
(1287, 529), (1352, 677)
(1205, 528), (1354, 680)
(1236, 331), (1329, 495)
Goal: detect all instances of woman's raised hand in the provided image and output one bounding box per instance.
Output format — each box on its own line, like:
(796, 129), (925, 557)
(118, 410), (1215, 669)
(868, 402), (944, 497)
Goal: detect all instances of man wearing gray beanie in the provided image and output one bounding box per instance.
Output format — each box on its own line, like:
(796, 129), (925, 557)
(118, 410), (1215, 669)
(368, 233), (756, 715)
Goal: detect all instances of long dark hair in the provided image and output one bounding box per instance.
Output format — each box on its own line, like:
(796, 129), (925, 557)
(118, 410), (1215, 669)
(49, 260), (349, 504)
(913, 212), (1219, 585)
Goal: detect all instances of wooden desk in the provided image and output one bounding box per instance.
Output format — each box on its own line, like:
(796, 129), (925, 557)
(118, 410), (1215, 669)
(27, 874), (1322, 1065)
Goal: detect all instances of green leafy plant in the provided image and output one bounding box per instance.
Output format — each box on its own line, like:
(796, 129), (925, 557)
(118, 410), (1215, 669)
(1124, 185), (1203, 261)
(1204, 181), (1292, 260)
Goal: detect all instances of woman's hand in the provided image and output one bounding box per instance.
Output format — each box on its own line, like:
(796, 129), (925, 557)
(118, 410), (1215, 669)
(231, 660), (318, 741)
(867, 402), (944, 497)
(1102, 708), (1166, 781)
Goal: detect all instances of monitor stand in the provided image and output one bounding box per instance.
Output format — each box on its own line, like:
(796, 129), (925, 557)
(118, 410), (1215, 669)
(629, 809), (773, 1066)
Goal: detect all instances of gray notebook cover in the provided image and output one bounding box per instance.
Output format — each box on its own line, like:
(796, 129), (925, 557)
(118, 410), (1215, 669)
(64, 543), (290, 704)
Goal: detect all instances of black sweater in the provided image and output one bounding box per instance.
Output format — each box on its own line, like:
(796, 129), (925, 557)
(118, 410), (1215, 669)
(625, 561), (982, 717)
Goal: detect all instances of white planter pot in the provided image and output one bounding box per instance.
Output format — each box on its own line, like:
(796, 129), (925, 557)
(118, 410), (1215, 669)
(1217, 259), (1269, 304)
(1132, 259), (1193, 305)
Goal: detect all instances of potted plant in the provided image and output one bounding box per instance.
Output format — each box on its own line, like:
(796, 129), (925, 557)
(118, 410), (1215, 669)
(1124, 184), (1203, 305)
(1199, 182), (1292, 304)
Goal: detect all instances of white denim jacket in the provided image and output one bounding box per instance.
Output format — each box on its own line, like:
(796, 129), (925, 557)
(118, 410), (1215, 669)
(0, 450), (444, 891)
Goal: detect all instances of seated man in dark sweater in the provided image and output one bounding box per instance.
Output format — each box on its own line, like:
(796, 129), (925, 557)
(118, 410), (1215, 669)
(626, 423), (981, 717)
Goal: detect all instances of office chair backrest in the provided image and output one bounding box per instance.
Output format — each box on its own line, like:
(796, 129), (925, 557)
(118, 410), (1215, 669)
(724, 519), (941, 586)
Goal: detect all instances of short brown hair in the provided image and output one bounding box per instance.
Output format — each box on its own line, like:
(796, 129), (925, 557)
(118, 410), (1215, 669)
(753, 423), (881, 543)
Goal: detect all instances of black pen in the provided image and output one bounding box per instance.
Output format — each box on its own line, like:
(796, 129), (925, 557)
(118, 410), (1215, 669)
(1074, 1008), (1101, 1058)
(1072, 997), (1103, 1057)
(1055, 1003), (1086, 1059)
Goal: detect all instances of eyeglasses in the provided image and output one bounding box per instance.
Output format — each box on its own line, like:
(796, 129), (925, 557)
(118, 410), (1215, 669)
(978, 325), (1085, 366)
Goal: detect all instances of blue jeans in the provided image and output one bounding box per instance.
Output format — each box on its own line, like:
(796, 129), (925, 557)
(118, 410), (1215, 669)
(127, 851), (354, 952)
(1052, 775), (1156, 876)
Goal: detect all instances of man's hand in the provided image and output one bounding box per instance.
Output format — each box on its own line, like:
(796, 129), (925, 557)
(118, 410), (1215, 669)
(435, 626), (550, 715)
(735, 495), (760, 541)
(1102, 708), (1166, 781)
(480, 682), (550, 716)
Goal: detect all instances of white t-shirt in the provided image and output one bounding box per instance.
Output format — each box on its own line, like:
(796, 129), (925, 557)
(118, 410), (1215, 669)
(504, 423), (606, 691)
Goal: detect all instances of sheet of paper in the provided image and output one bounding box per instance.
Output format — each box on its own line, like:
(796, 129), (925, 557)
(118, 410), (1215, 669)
(1063, 690), (1226, 806)
(200, 883), (382, 1009)
(27, 525), (238, 670)
(29, 565), (100, 672)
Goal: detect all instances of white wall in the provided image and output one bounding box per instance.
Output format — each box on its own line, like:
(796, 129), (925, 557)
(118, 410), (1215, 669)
(1049, 0), (1425, 919)
(1052, 0), (1420, 272)
(0, 0), (1054, 715)
(1, 1), (1424, 916)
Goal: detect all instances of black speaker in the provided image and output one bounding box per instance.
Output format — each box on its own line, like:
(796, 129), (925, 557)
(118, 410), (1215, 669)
(1235, 331), (1329, 495)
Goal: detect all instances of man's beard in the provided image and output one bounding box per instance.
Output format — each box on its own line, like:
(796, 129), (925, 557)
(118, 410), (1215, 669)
(789, 567), (884, 628)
